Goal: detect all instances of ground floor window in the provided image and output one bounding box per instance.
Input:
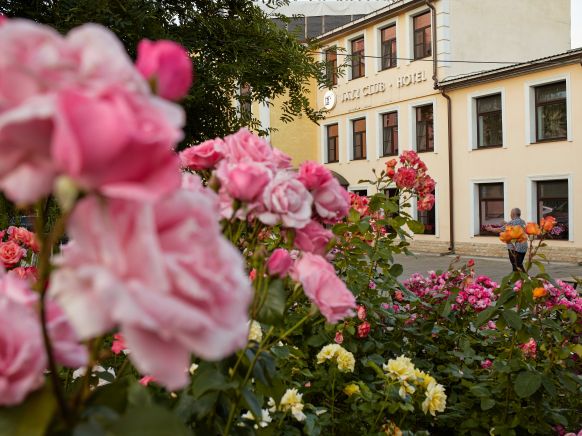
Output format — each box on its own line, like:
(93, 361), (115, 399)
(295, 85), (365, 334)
(536, 179), (569, 239)
(351, 188), (368, 197)
(478, 183), (504, 236)
(417, 190), (435, 235)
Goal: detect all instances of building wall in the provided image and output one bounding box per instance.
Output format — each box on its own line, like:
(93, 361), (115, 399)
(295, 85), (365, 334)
(447, 0), (571, 77)
(448, 63), (582, 262)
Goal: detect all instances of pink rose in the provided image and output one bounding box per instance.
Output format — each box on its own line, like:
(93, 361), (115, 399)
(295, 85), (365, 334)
(139, 375), (156, 386)
(52, 87), (182, 201)
(111, 333), (127, 355)
(7, 226), (39, 252)
(393, 167), (417, 189)
(417, 193), (435, 212)
(298, 161), (332, 191)
(294, 220), (333, 255)
(312, 178), (350, 223)
(0, 241), (26, 268)
(216, 161), (272, 202)
(266, 249), (293, 277)
(221, 129), (274, 167)
(334, 331), (344, 344)
(0, 295), (46, 406)
(257, 172), (313, 229)
(7, 266), (38, 284)
(292, 253), (356, 323)
(180, 138), (224, 170)
(136, 39), (193, 101)
(357, 305), (367, 321)
(356, 321), (371, 339)
(481, 359), (493, 369)
(49, 188), (252, 390)
(272, 148), (293, 170)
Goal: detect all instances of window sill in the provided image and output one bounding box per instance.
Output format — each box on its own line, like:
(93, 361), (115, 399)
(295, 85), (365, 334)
(381, 154), (399, 158)
(412, 55), (431, 62)
(379, 66), (397, 72)
(531, 137), (568, 144)
(349, 76), (365, 81)
(350, 157), (368, 161)
(416, 149), (435, 154)
(326, 161), (339, 164)
(474, 144), (503, 150)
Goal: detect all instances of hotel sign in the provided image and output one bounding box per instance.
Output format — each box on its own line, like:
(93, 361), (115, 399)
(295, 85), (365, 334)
(341, 82), (386, 102)
(397, 71), (428, 87)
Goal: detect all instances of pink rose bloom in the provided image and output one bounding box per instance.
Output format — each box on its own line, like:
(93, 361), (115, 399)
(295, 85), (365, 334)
(0, 14), (7, 25)
(111, 333), (127, 355)
(249, 269), (257, 281)
(136, 39), (193, 101)
(221, 129), (274, 167)
(180, 138), (224, 170)
(368, 280), (376, 290)
(417, 193), (435, 212)
(292, 253), (356, 323)
(7, 226), (39, 252)
(7, 266), (38, 283)
(139, 375), (156, 386)
(298, 161), (332, 191)
(216, 161), (271, 203)
(393, 167), (417, 189)
(0, 271), (88, 368)
(257, 172), (313, 229)
(52, 87), (182, 201)
(0, 241), (26, 268)
(481, 359), (493, 369)
(357, 305), (367, 320)
(356, 321), (371, 339)
(272, 148), (293, 170)
(0, 295), (46, 406)
(312, 178), (350, 223)
(294, 220), (333, 256)
(334, 331), (344, 344)
(49, 189), (252, 390)
(266, 249), (293, 278)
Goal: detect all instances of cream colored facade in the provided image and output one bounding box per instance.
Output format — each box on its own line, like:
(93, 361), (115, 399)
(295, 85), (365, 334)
(260, 0), (581, 262)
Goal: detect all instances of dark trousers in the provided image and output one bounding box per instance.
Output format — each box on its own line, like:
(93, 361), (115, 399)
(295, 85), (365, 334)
(508, 250), (525, 272)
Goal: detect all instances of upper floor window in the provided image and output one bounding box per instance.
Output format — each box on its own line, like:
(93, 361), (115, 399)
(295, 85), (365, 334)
(416, 105), (434, 152)
(476, 94), (503, 148)
(351, 37), (365, 80)
(326, 124), (339, 163)
(352, 118), (367, 160)
(325, 48), (338, 86)
(535, 81), (567, 142)
(382, 111), (398, 156)
(380, 25), (397, 70)
(413, 12), (431, 60)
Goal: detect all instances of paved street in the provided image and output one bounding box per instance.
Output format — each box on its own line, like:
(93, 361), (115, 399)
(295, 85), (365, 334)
(395, 253), (582, 283)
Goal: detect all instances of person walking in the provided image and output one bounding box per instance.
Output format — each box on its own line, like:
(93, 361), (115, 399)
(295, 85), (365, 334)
(485, 208), (527, 272)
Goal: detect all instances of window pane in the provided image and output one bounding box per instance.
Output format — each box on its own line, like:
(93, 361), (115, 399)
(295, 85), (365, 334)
(535, 82), (566, 103)
(328, 124), (338, 137)
(414, 30), (424, 45)
(539, 180), (567, 198)
(477, 94), (501, 112)
(414, 12), (430, 29)
(479, 183), (503, 199)
(536, 102), (567, 140)
(381, 25), (396, 41)
(354, 118), (366, 132)
(352, 38), (364, 52)
(478, 111), (503, 147)
(537, 180), (568, 239)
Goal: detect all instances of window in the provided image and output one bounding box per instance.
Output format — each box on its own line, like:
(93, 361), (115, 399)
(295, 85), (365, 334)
(417, 190), (436, 235)
(351, 37), (365, 79)
(478, 183), (504, 236)
(352, 118), (367, 160)
(326, 124), (339, 163)
(382, 112), (398, 156)
(240, 83), (251, 118)
(325, 48), (338, 86)
(413, 12), (431, 60)
(380, 25), (397, 70)
(535, 81), (567, 142)
(416, 105), (434, 152)
(384, 187), (399, 231)
(536, 180), (569, 240)
(352, 188), (368, 196)
(476, 94), (503, 148)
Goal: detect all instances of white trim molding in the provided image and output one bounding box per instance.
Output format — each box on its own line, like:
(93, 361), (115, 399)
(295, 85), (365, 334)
(466, 87), (507, 151)
(375, 105), (401, 160)
(524, 73), (572, 145)
(470, 178), (507, 238)
(408, 97), (438, 154)
(526, 174), (574, 242)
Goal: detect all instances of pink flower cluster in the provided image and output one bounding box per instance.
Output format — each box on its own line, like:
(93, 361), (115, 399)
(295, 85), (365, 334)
(387, 151), (435, 211)
(0, 227), (39, 276)
(454, 276), (498, 312)
(519, 338), (537, 359)
(0, 18), (190, 205)
(0, 270), (87, 405)
(513, 279), (582, 314)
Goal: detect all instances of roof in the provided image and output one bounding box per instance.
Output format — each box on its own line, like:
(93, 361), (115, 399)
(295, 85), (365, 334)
(256, 1), (387, 17)
(439, 48), (582, 90)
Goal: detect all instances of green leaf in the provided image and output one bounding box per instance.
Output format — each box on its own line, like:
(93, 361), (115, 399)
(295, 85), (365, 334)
(108, 405), (190, 436)
(257, 279), (286, 325)
(514, 371), (542, 398)
(480, 398), (496, 411)
(0, 384), (56, 436)
(502, 309), (523, 330)
(191, 364), (237, 399)
(407, 219), (425, 234)
(241, 387), (262, 422)
(388, 263), (403, 278)
(348, 208), (360, 223)
(474, 305), (497, 327)
(127, 382), (152, 408)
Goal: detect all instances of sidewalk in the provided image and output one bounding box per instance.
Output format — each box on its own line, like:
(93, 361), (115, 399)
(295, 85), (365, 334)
(395, 253), (581, 283)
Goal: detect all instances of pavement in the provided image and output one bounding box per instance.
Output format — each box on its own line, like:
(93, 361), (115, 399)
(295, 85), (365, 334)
(395, 252), (582, 283)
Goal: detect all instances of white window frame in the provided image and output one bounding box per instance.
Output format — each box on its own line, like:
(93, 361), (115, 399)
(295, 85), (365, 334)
(320, 120), (341, 164)
(346, 113), (371, 161)
(375, 106), (401, 159)
(409, 98), (437, 153)
(526, 174), (574, 242)
(374, 19), (398, 72)
(345, 33), (367, 80)
(467, 88), (507, 150)
(348, 185), (369, 196)
(406, 7), (432, 62)
(412, 184), (439, 237)
(524, 73), (572, 145)
(470, 178), (508, 238)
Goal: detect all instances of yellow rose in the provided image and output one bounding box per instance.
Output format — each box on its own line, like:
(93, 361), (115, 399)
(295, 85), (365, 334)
(248, 320), (263, 343)
(316, 344), (341, 364)
(421, 380), (447, 416)
(280, 388), (306, 422)
(343, 383), (361, 397)
(383, 355), (416, 381)
(336, 349), (356, 373)
(413, 368), (435, 389)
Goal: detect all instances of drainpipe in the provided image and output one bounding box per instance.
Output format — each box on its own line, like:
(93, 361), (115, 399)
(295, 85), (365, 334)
(425, 0), (455, 253)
